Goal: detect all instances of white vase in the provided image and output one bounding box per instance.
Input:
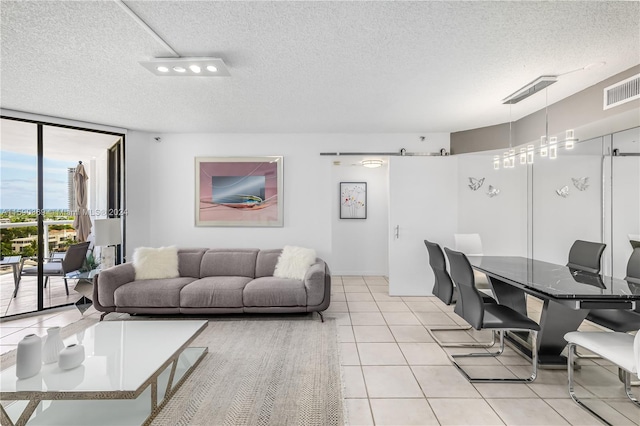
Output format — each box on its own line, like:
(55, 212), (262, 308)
(42, 327), (65, 364)
(16, 334), (42, 379)
(58, 344), (85, 370)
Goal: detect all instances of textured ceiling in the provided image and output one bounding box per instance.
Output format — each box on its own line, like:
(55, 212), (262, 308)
(1, 1), (639, 134)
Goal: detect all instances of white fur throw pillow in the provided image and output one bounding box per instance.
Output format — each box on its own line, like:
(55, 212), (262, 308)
(133, 246), (179, 280)
(273, 246), (317, 280)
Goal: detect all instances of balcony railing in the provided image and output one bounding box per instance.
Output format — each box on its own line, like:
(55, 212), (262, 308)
(1, 220), (75, 259)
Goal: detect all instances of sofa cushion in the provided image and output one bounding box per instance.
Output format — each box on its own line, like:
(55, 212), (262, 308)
(178, 248), (207, 278)
(114, 277), (196, 307)
(273, 246), (316, 280)
(255, 249), (282, 278)
(200, 249), (259, 278)
(243, 277), (307, 307)
(133, 246), (179, 280)
(180, 276), (253, 308)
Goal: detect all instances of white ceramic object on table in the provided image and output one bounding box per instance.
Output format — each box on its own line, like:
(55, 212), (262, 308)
(58, 344), (85, 370)
(16, 334), (42, 379)
(42, 326), (65, 364)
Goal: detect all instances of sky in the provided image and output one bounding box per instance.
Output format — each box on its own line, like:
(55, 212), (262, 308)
(0, 150), (77, 210)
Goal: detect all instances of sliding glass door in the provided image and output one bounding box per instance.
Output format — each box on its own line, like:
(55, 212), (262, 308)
(0, 117), (124, 318)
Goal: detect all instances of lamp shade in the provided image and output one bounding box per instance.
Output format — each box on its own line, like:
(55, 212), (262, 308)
(94, 219), (122, 246)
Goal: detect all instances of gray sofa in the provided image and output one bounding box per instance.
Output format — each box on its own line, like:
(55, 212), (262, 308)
(92, 248), (331, 319)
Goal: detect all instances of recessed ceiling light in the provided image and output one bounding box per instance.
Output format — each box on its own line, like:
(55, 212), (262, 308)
(361, 159), (384, 168)
(140, 58), (231, 77)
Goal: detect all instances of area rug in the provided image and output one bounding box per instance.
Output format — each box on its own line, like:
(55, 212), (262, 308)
(151, 319), (344, 426)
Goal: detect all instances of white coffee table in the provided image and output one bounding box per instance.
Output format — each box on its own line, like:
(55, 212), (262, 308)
(0, 320), (208, 426)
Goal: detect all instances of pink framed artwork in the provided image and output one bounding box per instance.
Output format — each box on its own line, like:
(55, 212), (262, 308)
(195, 156), (283, 227)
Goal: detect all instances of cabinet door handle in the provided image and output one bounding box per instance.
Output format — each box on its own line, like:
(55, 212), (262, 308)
(394, 225), (400, 239)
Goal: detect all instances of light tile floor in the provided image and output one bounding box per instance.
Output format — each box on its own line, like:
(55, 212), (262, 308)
(325, 276), (640, 426)
(0, 275), (638, 425)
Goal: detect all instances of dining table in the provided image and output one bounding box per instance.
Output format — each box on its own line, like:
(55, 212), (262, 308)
(468, 255), (640, 367)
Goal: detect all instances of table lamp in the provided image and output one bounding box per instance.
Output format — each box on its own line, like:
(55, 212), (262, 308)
(94, 218), (122, 269)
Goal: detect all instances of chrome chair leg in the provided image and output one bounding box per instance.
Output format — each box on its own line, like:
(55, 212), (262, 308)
(427, 326), (497, 348)
(567, 343), (639, 425)
(623, 369), (640, 406)
(449, 330), (538, 383)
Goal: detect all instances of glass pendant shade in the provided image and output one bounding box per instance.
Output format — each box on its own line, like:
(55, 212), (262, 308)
(565, 129), (575, 149)
(508, 149), (515, 168)
(540, 136), (548, 157)
(549, 137), (558, 159)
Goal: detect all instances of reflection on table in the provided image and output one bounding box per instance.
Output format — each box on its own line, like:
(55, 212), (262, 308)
(468, 256), (639, 366)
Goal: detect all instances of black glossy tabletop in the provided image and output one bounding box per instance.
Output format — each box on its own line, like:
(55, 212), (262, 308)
(468, 256), (640, 300)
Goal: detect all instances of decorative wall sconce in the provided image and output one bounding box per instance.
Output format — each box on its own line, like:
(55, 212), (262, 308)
(468, 177), (485, 191)
(556, 186), (570, 198)
(572, 177), (589, 191)
(486, 185), (500, 198)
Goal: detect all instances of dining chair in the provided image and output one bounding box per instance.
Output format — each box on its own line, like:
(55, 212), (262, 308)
(444, 247), (539, 383)
(454, 233), (492, 293)
(566, 240), (606, 274)
(564, 329), (640, 424)
(454, 233), (484, 256)
(584, 248), (640, 332)
(423, 240), (496, 348)
(19, 241), (90, 296)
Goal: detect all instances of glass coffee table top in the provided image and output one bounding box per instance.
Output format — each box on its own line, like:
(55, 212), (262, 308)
(1, 320), (208, 426)
(1, 320), (207, 393)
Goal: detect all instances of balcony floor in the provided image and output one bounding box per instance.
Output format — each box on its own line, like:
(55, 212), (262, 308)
(0, 269), (84, 318)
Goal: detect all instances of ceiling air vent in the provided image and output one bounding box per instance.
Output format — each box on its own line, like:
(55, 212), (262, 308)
(603, 73), (640, 110)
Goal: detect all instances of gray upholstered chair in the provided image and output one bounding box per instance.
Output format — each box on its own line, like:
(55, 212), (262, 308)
(566, 240), (606, 274)
(454, 233), (492, 292)
(444, 247), (539, 383)
(424, 240), (495, 348)
(564, 328), (640, 423)
(585, 248), (640, 332)
(19, 242), (90, 296)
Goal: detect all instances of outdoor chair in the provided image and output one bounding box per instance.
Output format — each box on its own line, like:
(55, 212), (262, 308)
(19, 242), (90, 296)
(444, 247), (540, 383)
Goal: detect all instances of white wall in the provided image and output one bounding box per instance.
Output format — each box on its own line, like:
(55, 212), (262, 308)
(532, 153), (603, 266)
(125, 132), (449, 272)
(457, 155), (527, 256)
(124, 131), (153, 258)
(331, 162), (389, 275)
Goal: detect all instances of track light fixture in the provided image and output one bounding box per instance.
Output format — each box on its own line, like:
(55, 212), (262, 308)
(139, 58), (230, 77)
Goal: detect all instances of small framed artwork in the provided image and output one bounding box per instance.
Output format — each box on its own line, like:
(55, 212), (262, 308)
(340, 182), (367, 219)
(195, 156), (283, 227)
